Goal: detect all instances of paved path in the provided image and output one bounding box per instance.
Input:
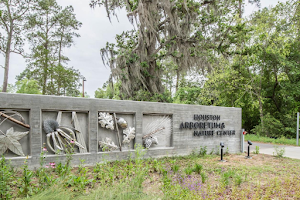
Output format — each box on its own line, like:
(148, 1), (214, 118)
(244, 142), (300, 159)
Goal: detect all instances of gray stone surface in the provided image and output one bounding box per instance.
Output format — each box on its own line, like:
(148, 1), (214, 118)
(0, 92), (242, 168)
(244, 142), (300, 159)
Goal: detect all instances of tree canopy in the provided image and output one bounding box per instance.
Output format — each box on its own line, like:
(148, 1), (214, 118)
(91, 0), (246, 101)
(93, 0), (300, 138)
(17, 0), (82, 96)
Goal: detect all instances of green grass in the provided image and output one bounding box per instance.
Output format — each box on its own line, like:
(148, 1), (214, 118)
(1, 146), (300, 200)
(26, 183), (158, 200)
(245, 134), (298, 146)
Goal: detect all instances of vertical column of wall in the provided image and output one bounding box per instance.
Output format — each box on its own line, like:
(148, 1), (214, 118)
(29, 107), (41, 166)
(135, 112), (143, 147)
(89, 108), (98, 154)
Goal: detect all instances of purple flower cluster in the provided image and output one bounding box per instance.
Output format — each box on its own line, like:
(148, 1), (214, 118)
(174, 174), (203, 192)
(163, 169), (210, 199)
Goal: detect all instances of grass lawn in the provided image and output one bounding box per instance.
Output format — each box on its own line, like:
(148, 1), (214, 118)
(1, 147), (300, 199)
(245, 134), (299, 146)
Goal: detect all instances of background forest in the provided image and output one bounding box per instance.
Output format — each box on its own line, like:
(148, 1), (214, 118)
(1, 0), (300, 138)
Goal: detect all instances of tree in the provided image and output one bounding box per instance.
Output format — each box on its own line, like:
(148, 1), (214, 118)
(18, 0), (82, 96)
(0, 83), (15, 93)
(16, 78), (41, 94)
(200, 0), (300, 137)
(0, 0), (34, 92)
(91, 0), (242, 101)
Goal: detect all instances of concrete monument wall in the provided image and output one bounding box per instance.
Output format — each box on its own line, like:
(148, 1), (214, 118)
(0, 93), (242, 168)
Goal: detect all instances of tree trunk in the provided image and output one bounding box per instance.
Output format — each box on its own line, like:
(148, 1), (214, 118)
(175, 69), (180, 93)
(2, 44), (11, 92)
(42, 12), (50, 95)
(238, 0), (242, 19)
(2, 23), (13, 92)
(58, 31), (63, 66)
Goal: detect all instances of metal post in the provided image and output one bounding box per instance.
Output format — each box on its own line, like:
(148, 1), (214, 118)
(248, 145), (250, 157)
(82, 77), (86, 97)
(221, 148), (223, 161)
(241, 129), (245, 152)
(297, 112), (299, 146)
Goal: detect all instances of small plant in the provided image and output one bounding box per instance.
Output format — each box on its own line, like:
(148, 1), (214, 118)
(209, 147), (215, 155)
(19, 158), (34, 197)
(199, 146), (207, 157)
(78, 159), (86, 174)
(224, 147), (229, 155)
(253, 146), (260, 154)
(93, 163), (102, 174)
(65, 159), (94, 191)
(200, 172), (207, 183)
(60, 141), (75, 177)
(152, 159), (163, 173)
(131, 144), (148, 190)
(221, 170), (235, 187)
(171, 164), (180, 173)
(273, 145), (285, 158)
(0, 156), (13, 199)
(184, 166), (193, 175)
(189, 148), (198, 158)
(36, 146), (53, 191)
(215, 145), (220, 156)
(194, 163), (203, 174)
(234, 174), (243, 186)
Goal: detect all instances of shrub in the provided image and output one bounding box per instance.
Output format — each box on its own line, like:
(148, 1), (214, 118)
(252, 113), (284, 138)
(273, 146), (285, 158)
(199, 146), (207, 157)
(171, 164), (180, 173)
(184, 166), (193, 175)
(253, 146), (259, 154)
(194, 163), (203, 174)
(0, 156), (13, 199)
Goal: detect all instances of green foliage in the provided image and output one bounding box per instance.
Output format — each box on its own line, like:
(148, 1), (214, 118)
(19, 159), (35, 197)
(0, 0), (34, 92)
(199, 146), (207, 157)
(193, 163), (203, 174)
(95, 0), (242, 101)
(173, 85), (202, 104)
(18, 0), (82, 96)
(245, 134), (298, 146)
(184, 166), (193, 175)
(234, 174), (243, 186)
(65, 159), (94, 192)
(200, 171), (207, 183)
(252, 113), (285, 137)
(95, 80), (121, 99)
(35, 146), (54, 192)
(0, 156), (13, 199)
(221, 170), (235, 187)
(0, 84), (16, 93)
(273, 146), (285, 158)
(16, 79), (41, 94)
(171, 164), (179, 173)
(253, 146), (260, 154)
(4, 149), (300, 199)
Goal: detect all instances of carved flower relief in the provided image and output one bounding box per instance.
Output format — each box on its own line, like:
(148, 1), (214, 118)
(98, 112), (114, 130)
(122, 127), (135, 144)
(0, 127), (29, 156)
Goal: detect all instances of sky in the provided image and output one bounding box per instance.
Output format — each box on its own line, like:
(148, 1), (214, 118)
(0, 0), (287, 97)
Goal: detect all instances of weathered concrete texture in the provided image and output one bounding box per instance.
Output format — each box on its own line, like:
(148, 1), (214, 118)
(0, 93), (242, 168)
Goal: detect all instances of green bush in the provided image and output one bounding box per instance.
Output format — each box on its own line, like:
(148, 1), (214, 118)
(0, 156), (13, 199)
(273, 146), (285, 158)
(252, 113), (284, 138)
